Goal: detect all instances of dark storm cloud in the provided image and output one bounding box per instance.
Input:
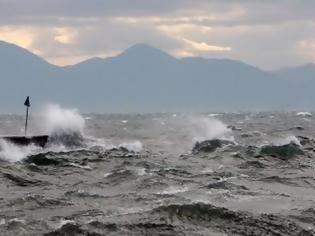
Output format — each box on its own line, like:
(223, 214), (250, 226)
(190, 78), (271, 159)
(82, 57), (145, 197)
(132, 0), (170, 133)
(0, 0), (206, 20)
(0, 0), (313, 26)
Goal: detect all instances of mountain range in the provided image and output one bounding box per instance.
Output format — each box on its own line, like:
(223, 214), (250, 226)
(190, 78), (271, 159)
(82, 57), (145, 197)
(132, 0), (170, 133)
(0, 40), (314, 112)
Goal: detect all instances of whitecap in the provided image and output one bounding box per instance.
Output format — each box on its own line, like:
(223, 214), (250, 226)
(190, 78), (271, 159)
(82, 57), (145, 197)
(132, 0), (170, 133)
(119, 140), (143, 152)
(68, 163), (92, 170)
(158, 186), (189, 195)
(296, 112), (312, 117)
(0, 219), (5, 225)
(103, 172), (113, 178)
(0, 140), (42, 162)
(134, 167), (146, 176)
(208, 113), (219, 117)
(8, 218), (25, 224)
(270, 135), (301, 146)
(57, 219), (75, 228)
(201, 168), (214, 174)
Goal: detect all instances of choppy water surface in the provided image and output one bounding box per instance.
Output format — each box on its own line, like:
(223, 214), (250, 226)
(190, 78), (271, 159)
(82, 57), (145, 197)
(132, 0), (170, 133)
(0, 109), (315, 235)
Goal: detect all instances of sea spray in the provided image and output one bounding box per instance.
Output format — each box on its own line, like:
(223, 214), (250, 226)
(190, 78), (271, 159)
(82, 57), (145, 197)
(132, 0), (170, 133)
(257, 134), (301, 148)
(0, 139), (41, 162)
(119, 140), (143, 152)
(151, 115), (234, 154)
(271, 135), (301, 146)
(38, 104), (143, 151)
(0, 104), (87, 162)
(39, 104), (85, 136)
(188, 116), (234, 142)
(0, 105), (143, 162)
(38, 104), (85, 147)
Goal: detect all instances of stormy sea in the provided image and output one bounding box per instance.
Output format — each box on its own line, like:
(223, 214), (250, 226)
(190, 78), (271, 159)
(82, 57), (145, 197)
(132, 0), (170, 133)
(0, 105), (315, 235)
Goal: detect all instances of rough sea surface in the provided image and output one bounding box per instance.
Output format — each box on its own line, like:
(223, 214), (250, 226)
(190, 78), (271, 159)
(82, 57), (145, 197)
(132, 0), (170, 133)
(0, 109), (315, 235)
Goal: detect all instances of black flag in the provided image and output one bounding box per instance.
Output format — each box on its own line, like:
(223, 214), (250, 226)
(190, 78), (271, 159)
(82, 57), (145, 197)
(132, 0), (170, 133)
(24, 96), (30, 107)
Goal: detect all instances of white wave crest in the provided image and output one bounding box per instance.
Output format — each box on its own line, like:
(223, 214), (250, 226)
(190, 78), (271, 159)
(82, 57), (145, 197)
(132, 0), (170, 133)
(270, 135), (301, 146)
(296, 112), (312, 117)
(119, 140), (143, 152)
(38, 104), (85, 136)
(0, 139), (42, 162)
(189, 117), (234, 142)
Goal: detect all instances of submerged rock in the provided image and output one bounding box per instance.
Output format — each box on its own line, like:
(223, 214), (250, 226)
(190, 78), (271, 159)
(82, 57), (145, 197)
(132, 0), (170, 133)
(290, 126), (304, 131)
(192, 139), (234, 154)
(206, 181), (228, 189)
(260, 142), (303, 159)
(241, 133), (253, 138)
(24, 153), (65, 166)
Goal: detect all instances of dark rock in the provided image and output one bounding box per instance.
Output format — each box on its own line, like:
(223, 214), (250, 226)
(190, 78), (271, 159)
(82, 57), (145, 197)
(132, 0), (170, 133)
(44, 223), (89, 236)
(192, 139), (234, 154)
(206, 181), (228, 189)
(239, 160), (266, 169)
(24, 153), (64, 166)
(260, 142), (303, 159)
(241, 133), (253, 138)
(290, 126), (304, 131)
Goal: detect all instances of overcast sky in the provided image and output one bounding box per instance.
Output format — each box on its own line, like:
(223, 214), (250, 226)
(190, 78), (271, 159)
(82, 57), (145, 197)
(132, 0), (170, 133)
(0, 0), (314, 69)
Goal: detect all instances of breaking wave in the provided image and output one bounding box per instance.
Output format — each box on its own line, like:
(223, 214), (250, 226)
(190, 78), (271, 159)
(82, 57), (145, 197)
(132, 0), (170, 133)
(188, 116), (234, 142)
(0, 104), (143, 162)
(40, 104), (85, 136)
(0, 139), (41, 162)
(268, 135), (301, 146)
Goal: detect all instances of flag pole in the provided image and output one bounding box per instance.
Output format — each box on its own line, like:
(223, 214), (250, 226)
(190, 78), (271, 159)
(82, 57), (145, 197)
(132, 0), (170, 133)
(25, 106), (29, 136)
(24, 96), (30, 137)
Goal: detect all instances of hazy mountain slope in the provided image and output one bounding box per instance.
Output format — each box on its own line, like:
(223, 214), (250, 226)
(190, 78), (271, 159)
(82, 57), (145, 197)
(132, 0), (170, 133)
(65, 44), (291, 111)
(0, 41), (310, 112)
(0, 41), (62, 111)
(273, 63), (315, 109)
(275, 63), (315, 81)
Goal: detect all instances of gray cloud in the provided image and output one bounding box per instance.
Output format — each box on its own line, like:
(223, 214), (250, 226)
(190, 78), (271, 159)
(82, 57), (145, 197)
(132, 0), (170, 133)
(0, 0), (314, 69)
(0, 0), (314, 26)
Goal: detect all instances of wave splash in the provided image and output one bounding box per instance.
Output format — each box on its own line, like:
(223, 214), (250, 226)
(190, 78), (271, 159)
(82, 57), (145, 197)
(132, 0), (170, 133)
(0, 104), (142, 162)
(188, 117), (234, 143)
(40, 104), (85, 147)
(0, 139), (41, 162)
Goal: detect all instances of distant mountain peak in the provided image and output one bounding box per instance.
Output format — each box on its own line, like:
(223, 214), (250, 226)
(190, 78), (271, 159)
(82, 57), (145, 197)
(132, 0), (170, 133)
(1, 40), (315, 112)
(124, 43), (163, 53)
(118, 43), (175, 61)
